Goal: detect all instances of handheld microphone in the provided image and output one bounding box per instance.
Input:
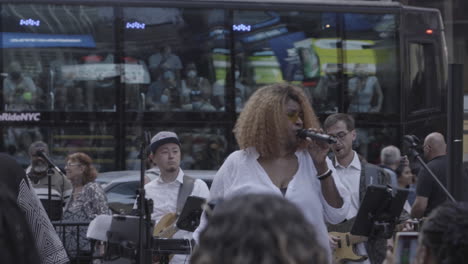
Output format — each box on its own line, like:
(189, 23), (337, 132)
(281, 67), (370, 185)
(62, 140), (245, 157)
(296, 129), (337, 144)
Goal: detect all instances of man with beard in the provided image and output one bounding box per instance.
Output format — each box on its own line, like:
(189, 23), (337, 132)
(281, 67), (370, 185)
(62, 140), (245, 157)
(139, 131), (210, 264)
(26, 141), (72, 220)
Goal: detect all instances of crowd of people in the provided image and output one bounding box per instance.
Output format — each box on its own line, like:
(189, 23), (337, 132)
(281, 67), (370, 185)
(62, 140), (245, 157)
(0, 82), (466, 264)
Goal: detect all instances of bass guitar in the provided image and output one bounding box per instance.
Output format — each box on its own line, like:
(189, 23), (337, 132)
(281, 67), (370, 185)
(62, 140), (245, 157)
(153, 212), (179, 264)
(329, 231), (368, 263)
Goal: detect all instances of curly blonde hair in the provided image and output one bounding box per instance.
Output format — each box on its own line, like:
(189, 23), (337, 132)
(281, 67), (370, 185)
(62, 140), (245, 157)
(234, 83), (319, 158)
(66, 152), (98, 185)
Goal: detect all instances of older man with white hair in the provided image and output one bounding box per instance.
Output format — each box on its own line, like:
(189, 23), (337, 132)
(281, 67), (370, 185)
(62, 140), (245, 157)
(379, 145), (402, 187)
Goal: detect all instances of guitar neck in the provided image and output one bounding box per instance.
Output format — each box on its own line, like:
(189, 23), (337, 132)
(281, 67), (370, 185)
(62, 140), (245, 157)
(349, 234), (368, 244)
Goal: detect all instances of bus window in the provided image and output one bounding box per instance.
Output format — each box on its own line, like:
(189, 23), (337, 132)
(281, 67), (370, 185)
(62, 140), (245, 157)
(232, 10), (339, 113)
(408, 43), (440, 113)
(122, 7), (227, 112)
(354, 126), (399, 164)
(125, 127), (227, 170)
(2, 126), (44, 167)
(1, 4), (116, 112)
(2, 124), (116, 171)
(343, 13), (399, 114)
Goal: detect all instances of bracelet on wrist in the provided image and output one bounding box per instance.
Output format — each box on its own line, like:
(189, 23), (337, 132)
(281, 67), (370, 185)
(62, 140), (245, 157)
(317, 169), (332, 180)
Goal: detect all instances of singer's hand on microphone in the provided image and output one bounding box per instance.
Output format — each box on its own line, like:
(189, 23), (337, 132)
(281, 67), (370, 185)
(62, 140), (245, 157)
(305, 128), (330, 170)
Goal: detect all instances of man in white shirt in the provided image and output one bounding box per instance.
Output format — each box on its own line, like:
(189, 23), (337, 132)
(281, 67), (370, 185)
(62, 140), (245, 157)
(324, 113), (391, 264)
(143, 131), (210, 264)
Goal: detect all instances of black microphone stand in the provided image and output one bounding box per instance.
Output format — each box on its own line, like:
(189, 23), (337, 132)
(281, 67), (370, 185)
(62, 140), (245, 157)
(38, 152), (66, 220)
(406, 138), (456, 202)
(137, 131), (153, 264)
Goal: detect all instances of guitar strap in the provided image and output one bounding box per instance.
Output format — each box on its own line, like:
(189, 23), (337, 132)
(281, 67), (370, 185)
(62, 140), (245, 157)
(176, 175), (195, 214)
(359, 157), (390, 203)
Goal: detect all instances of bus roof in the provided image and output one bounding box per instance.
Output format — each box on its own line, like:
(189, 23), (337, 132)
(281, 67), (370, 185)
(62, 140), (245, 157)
(3, 0), (402, 8)
(4, 0), (441, 15)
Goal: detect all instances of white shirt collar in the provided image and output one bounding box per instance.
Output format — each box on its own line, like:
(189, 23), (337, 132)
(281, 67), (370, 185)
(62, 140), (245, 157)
(335, 151), (361, 170)
(156, 168), (184, 184)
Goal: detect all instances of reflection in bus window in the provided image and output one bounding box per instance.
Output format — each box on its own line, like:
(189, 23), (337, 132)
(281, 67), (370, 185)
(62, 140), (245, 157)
(3, 61), (39, 111)
(1, 4), (116, 112)
(213, 64), (250, 112)
(148, 45), (183, 83)
(146, 70), (181, 111)
(123, 56), (151, 111)
(122, 7), (228, 112)
(354, 127), (398, 163)
(308, 66), (339, 113)
(343, 13), (398, 114)
(126, 127), (227, 171)
(232, 10), (341, 111)
(3, 127), (44, 167)
(409, 43), (439, 113)
(347, 63), (383, 113)
(181, 62), (212, 106)
(50, 124), (116, 171)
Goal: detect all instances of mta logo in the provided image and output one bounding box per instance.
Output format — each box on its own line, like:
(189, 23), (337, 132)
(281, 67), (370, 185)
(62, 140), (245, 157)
(232, 24), (251, 32)
(126, 22), (145, 29)
(19, 19), (40, 27)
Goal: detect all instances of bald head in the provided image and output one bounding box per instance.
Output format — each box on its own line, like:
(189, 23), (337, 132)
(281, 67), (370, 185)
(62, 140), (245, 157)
(423, 132), (446, 160)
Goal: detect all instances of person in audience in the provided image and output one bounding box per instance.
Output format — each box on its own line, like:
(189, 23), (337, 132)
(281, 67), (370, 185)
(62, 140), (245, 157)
(26, 141), (72, 220)
(0, 180), (41, 264)
(413, 201), (468, 264)
(0, 153), (69, 264)
(194, 83), (349, 263)
(191, 193), (327, 264)
(395, 163), (415, 214)
(60, 152), (109, 262)
(379, 145), (403, 187)
(383, 201), (468, 264)
(411, 132), (448, 218)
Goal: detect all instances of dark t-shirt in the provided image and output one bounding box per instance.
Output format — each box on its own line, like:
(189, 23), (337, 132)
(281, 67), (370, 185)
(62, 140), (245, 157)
(415, 155), (448, 216)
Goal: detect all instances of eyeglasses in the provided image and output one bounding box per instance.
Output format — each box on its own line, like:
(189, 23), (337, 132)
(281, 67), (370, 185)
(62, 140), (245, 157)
(329, 131), (351, 142)
(65, 163), (81, 168)
(286, 111), (304, 123)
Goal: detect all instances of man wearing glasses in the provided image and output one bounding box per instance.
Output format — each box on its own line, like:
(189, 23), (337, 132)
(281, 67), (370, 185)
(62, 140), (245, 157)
(324, 113), (391, 264)
(26, 141), (72, 220)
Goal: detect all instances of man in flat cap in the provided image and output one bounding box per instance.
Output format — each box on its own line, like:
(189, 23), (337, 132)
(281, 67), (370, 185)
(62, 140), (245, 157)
(140, 131), (209, 264)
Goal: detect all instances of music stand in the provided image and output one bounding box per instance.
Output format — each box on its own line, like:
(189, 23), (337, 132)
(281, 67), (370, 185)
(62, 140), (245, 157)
(106, 215), (155, 263)
(176, 196), (206, 232)
(153, 196), (205, 264)
(351, 185), (409, 239)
